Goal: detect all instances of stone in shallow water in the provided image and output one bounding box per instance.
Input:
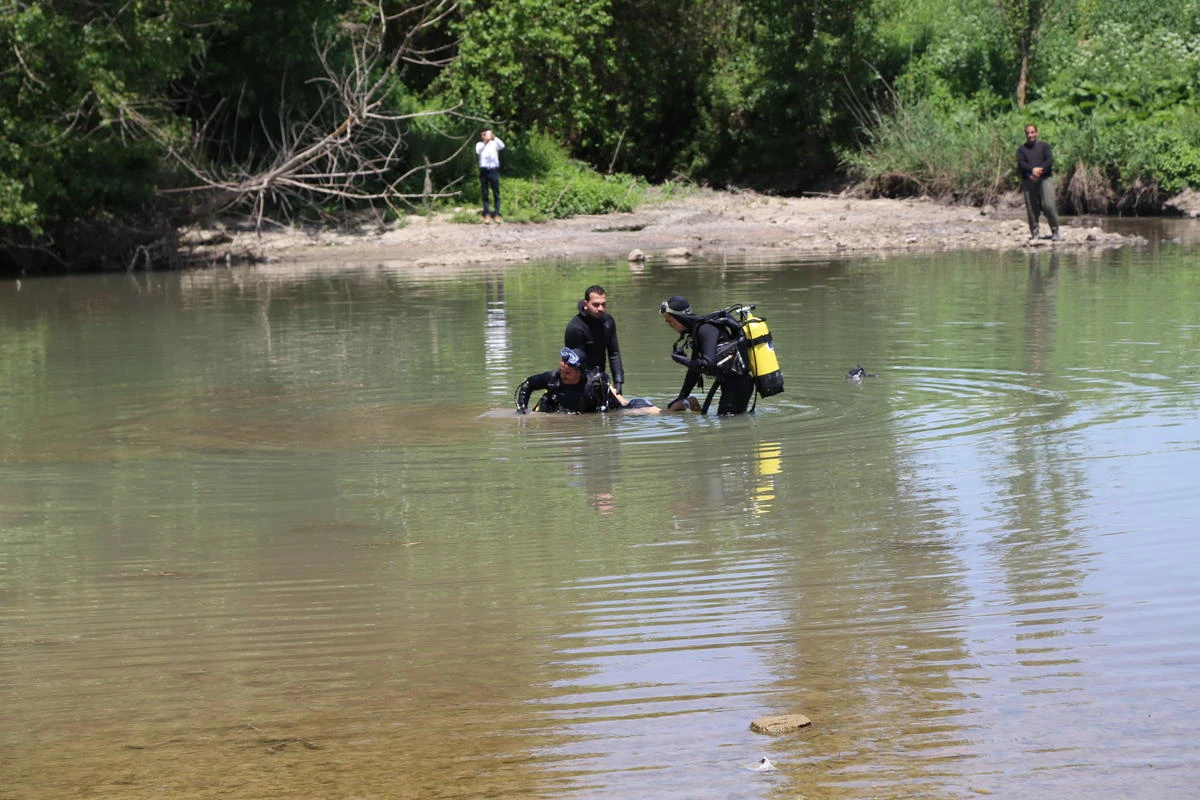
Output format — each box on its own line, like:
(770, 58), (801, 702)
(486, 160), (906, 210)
(750, 714), (812, 735)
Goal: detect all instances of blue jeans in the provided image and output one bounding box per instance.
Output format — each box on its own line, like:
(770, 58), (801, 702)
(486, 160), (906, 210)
(480, 167), (501, 217)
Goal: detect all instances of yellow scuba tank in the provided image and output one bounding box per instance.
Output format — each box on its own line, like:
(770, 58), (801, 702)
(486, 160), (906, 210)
(735, 307), (784, 397)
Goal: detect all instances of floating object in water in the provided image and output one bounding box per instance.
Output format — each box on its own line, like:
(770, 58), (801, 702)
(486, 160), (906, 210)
(742, 757), (777, 772)
(845, 365), (877, 380)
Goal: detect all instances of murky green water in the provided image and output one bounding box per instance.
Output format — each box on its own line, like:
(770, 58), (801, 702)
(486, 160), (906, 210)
(3, 230), (1200, 799)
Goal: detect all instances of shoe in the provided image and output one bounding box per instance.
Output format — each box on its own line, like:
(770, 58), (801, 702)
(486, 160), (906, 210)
(494, 215), (503, 224)
(483, 215), (491, 224)
(1051, 230), (1062, 241)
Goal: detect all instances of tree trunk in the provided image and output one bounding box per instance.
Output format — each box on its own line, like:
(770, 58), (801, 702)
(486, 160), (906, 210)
(1016, 35), (1029, 108)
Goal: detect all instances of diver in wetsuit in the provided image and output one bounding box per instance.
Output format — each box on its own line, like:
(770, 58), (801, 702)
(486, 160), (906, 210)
(515, 347), (616, 413)
(660, 295), (755, 415)
(564, 285), (625, 395)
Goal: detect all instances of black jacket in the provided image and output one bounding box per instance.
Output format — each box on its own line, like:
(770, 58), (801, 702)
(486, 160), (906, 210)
(517, 370), (600, 413)
(1017, 140), (1054, 179)
(564, 302), (624, 386)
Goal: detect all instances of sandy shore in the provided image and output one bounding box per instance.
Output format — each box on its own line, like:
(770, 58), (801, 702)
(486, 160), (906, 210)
(184, 188), (1146, 269)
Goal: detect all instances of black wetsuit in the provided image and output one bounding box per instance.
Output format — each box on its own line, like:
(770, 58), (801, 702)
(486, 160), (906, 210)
(516, 370), (602, 413)
(564, 303), (624, 391)
(672, 321), (754, 415)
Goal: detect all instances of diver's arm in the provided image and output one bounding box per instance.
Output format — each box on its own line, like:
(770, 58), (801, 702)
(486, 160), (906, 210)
(515, 371), (553, 413)
(694, 323), (720, 371)
(606, 321), (625, 392)
(608, 352), (624, 394)
(670, 359), (702, 408)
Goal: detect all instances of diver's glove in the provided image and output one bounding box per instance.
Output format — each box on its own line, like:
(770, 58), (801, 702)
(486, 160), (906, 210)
(671, 350), (699, 369)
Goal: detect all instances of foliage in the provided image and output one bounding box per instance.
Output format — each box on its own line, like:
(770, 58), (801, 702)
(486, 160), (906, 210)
(8, 0), (1200, 273)
(856, 0), (1200, 208)
(695, 0), (877, 187)
(0, 0), (242, 242)
(453, 130), (645, 221)
(843, 96), (1018, 204)
(874, 0), (1015, 113)
(439, 0), (615, 144)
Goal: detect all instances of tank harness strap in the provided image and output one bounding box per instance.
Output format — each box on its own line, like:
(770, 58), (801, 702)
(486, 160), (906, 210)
(700, 379), (721, 414)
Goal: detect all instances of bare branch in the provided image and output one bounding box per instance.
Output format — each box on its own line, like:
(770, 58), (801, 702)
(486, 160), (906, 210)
(115, 0), (469, 229)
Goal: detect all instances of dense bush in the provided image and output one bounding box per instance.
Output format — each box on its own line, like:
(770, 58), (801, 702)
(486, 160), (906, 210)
(842, 96), (1018, 204)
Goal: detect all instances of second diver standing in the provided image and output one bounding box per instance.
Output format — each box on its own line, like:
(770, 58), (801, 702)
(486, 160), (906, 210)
(660, 295), (755, 415)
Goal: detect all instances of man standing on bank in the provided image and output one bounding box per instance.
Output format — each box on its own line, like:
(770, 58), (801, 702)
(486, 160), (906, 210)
(476, 128), (505, 223)
(1017, 124), (1061, 241)
(564, 284), (625, 395)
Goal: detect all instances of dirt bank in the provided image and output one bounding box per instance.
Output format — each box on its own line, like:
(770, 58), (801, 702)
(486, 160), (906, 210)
(183, 188), (1145, 269)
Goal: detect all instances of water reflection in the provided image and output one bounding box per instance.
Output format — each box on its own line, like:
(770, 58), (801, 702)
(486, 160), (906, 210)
(5, 238), (1200, 799)
(483, 270), (511, 391)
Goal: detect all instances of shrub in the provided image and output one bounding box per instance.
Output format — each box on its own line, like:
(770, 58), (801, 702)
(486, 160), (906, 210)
(452, 130), (646, 221)
(842, 95), (1018, 204)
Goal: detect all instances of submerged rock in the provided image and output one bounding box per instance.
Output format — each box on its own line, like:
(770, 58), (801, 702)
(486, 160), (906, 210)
(750, 713), (812, 735)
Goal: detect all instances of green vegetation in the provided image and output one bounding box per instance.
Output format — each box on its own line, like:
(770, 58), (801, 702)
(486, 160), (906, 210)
(855, 0), (1200, 212)
(2, 0), (1198, 274)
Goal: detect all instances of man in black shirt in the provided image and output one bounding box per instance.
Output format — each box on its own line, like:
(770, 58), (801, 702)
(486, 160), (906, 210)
(1017, 124), (1061, 241)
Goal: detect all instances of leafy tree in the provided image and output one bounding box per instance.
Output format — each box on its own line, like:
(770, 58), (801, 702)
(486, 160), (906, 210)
(440, 0), (616, 143)
(699, 0), (875, 188)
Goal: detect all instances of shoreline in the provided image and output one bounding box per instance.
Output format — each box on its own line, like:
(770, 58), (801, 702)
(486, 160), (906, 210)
(182, 188), (1148, 270)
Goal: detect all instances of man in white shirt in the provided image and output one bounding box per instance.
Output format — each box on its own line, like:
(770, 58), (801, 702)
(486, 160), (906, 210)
(476, 129), (506, 223)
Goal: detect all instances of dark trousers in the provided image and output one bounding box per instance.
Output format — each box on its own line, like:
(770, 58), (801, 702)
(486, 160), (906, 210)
(1022, 176), (1059, 236)
(480, 167), (501, 217)
(704, 373), (755, 415)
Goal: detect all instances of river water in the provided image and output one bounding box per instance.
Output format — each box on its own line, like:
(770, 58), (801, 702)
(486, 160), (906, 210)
(3, 223), (1199, 799)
